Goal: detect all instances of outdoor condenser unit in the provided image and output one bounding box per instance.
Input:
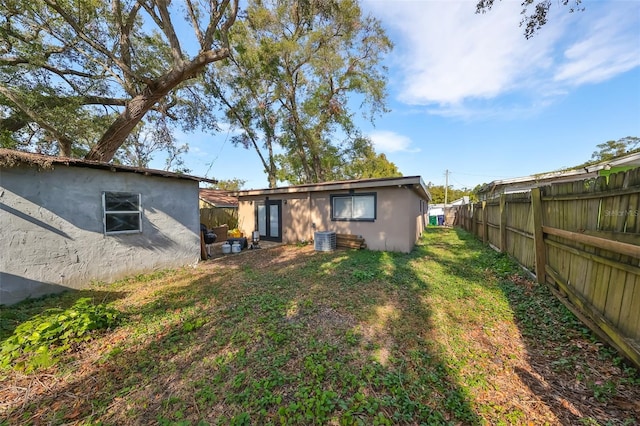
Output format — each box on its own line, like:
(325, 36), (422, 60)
(314, 231), (336, 252)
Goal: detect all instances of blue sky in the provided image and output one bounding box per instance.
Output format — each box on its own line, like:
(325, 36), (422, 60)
(153, 0), (640, 190)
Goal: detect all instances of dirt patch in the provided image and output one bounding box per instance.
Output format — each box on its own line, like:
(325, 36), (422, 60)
(201, 243), (317, 271)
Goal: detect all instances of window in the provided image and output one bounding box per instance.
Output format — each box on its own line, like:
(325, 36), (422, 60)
(103, 192), (142, 234)
(331, 193), (376, 221)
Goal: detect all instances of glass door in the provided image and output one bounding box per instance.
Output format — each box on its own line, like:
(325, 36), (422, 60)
(256, 200), (282, 242)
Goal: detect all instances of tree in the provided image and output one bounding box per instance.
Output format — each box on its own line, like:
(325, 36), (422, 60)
(208, 0), (392, 187)
(427, 183), (473, 204)
(343, 137), (402, 180)
(476, 0), (584, 39)
(273, 135), (401, 184)
(207, 178), (247, 191)
(117, 115), (190, 173)
(590, 136), (640, 162)
(1, 0), (238, 161)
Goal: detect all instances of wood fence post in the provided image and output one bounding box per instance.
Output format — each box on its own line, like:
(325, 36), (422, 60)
(499, 194), (507, 252)
(471, 203), (476, 235)
(474, 203), (478, 236)
(200, 230), (207, 260)
(482, 201), (488, 244)
(531, 187), (546, 284)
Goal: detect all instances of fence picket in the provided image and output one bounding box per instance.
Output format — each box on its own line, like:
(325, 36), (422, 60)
(455, 168), (640, 368)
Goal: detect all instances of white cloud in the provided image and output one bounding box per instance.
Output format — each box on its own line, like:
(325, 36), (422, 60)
(366, 1), (555, 104)
(215, 121), (244, 135)
(554, 6), (640, 85)
(363, 0), (640, 116)
(369, 130), (420, 153)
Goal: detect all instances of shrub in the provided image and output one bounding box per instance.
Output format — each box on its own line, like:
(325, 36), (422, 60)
(0, 297), (120, 372)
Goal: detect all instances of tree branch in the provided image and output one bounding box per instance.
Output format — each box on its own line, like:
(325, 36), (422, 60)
(185, 0), (206, 47)
(204, 0), (237, 49)
(0, 114), (28, 132)
(139, 0), (183, 66)
(0, 85), (74, 156)
(210, 81), (271, 173)
(42, 0), (150, 86)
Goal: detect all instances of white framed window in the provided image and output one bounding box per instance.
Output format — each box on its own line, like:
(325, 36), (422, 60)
(103, 192), (142, 234)
(331, 193), (376, 221)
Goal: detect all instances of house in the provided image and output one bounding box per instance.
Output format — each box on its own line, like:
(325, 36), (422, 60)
(0, 149), (215, 305)
(477, 151), (640, 200)
(235, 176), (431, 253)
(199, 189), (239, 209)
(199, 189), (239, 231)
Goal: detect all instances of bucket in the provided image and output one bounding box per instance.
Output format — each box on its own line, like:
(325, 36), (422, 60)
(231, 242), (241, 254)
(221, 242), (231, 254)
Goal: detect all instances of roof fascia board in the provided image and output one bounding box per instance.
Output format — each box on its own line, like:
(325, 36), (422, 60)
(0, 149), (216, 184)
(237, 176), (429, 198)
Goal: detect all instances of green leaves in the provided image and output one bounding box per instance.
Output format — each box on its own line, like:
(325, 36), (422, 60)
(211, 0), (394, 186)
(590, 136), (640, 162)
(0, 297), (120, 372)
(1, 0), (237, 161)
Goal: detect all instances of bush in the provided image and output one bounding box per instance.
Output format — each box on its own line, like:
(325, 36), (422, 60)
(0, 297), (120, 372)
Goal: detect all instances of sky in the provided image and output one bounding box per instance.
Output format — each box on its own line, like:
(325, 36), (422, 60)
(152, 0), (640, 191)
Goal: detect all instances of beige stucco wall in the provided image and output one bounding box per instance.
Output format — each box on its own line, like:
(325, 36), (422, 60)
(237, 192), (311, 242)
(237, 186), (429, 253)
(237, 199), (254, 236)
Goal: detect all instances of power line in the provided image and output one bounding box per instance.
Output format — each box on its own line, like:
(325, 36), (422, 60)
(203, 127), (232, 179)
(450, 176), (472, 189)
(448, 170), (515, 179)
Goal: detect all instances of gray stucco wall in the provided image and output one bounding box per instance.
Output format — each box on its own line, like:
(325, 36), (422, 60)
(0, 164), (200, 305)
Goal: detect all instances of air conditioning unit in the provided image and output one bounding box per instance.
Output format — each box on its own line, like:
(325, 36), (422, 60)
(314, 231), (336, 252)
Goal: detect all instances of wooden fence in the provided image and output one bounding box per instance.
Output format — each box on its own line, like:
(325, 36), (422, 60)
(200, 207), (238, 230)
(455, 169), (640, 368)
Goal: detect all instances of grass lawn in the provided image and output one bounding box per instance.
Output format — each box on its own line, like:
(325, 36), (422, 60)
(1, 227), (638, 425)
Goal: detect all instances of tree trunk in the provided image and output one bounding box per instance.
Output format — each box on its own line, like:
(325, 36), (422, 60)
(312, 151), (323, 182)
(268, 171), (277, 188)
(85, 50), (228, 162)
(59, 138), (72, 157)
(267, 138), (277, 188)
(85, 80), (179, 162)
(291, 124), (312, 183)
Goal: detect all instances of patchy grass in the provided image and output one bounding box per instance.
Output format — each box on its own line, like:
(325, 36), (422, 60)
(1, 228), (638, 425)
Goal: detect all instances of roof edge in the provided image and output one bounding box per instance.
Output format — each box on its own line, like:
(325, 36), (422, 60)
(236, 176), (431, 200)
(0, 148), (217, 184)
(478, 151), (640, 194)
(199, 197), (238, 208)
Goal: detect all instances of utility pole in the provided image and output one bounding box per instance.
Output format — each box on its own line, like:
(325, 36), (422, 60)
(444, 169), (449, 207)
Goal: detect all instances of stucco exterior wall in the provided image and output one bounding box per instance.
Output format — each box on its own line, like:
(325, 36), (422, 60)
(237, 186), (428, 253)
(0, 164), (200, 305)
(415, 198), (428, 242)
(237, 192), (312, 242)
(237, 199), (255, 237)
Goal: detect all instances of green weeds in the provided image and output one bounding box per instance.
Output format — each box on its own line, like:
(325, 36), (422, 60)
(0, 297), (119, 372)
(1, 228), (638, 425)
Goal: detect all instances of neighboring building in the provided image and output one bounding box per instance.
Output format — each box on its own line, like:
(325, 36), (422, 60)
(235, 176), (431, 253)
(428, 196), (470, 214)
(0, 149), (215, 305)
(477, 152), (640, 200)
(428, 196), (470, 225)
(199, 189), (239, 230)
(199, 189), (239, 209)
